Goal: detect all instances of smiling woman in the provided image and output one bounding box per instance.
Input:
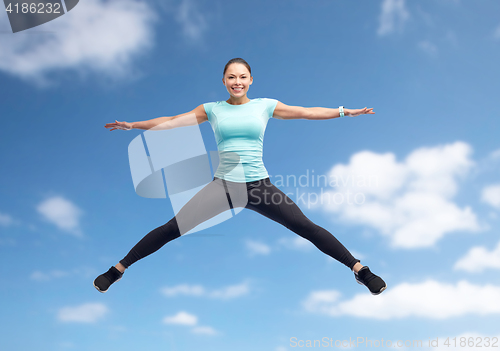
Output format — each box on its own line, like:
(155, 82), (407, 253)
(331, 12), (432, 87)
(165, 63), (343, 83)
(96, 57), (386, 296)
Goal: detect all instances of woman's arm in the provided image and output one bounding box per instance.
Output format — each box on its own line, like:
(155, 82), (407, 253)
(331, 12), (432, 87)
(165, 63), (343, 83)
(132, 105), (208, 130)
(273, 101), (374, 120)
(105, 105), (208, 131)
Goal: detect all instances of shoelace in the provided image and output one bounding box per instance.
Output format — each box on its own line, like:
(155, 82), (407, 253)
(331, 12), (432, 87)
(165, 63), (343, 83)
(357, 269), (377, 284)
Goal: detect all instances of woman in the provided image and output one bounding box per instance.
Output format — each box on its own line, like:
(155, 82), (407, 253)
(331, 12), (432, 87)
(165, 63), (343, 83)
(95, 58), (386, 295)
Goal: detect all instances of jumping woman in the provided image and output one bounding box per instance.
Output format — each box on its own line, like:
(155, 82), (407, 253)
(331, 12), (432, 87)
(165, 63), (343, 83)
(95, 58), (387, 295)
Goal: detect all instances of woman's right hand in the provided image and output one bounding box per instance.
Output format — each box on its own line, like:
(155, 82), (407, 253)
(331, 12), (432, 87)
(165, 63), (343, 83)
(104, 120), (133, 131)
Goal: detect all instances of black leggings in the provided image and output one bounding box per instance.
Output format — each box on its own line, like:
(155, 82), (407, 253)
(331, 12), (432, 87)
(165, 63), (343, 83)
(120, 177), (360, 270)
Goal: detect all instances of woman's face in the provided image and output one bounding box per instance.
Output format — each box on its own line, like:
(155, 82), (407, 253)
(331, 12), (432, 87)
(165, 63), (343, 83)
(222, 63), (253, 99)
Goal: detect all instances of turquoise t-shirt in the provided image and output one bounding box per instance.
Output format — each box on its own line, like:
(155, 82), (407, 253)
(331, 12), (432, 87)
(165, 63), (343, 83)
(203, 98), (279, 183)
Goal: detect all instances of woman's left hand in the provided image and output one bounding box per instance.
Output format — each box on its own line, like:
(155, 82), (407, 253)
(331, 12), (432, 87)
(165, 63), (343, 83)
(347, 107), (375, 117)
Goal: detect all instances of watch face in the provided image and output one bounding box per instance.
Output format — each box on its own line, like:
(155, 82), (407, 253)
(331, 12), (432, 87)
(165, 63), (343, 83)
(5, 0), (80, 33)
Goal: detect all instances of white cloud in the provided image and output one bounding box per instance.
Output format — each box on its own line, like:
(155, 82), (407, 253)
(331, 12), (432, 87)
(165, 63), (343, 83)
(377, 0), (410, 36)
(162, 310), (220, 335)
(161, 284), (205, 297)
(481, 184), (500, 209)
(277, 236), (313, 251)
(444, 29), (459, 48)
(245, 239), (271, 256)
(490, 148), (500, 159)
(454, 241), (500, 273)
(209, 281), (250, 299)
(58, 303), (108, 323)
(161, 280), (250, 299)
(302, 280), (500, 320)
(31, 270), (69, 281)
(494, 25), (500, 40)
(36, 196), (83, 236)
(418, 40), (439, 57)
(0, 212), (14, 226)
(163, 311), (197, 326)
(0, 0), (157, 85)
(31, 266), (94, 281)
(191, 326), (219, 335)
(175, 0), (209, 42)
(310, 141), (480, 248)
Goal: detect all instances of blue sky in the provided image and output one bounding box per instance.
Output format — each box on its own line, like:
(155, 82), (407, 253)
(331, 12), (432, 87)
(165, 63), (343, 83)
(1, 0), (500, 350)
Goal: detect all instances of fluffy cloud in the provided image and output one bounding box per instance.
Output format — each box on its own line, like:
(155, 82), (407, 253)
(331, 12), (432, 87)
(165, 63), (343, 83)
(31, 270), (69, 281)
(58, 303), (108, 323)
(454, 241), (500, 273)
(490, 149), (500, 159)
(162, 311), (219, 335)
(175, 0), (209, 42)
(36, 196), (83, 236)
(191, 326), (219, 335)
(494, 25), (500, 40)
(245, 237), (314, 256)
(277, 236), (313, 252)
(302, 280), (500, 320)
(0, 0), (157, 85)
(481, 184), (500, 209)
(161, 284), (205, 297)
(418, 40), (439, 57)
(0, 212), (14, 226)
(163, 311), (197, 326)
(377, 0), (410, 36)
(245, 239), (271, 256)
(309, 141), (480, 248)
(161, 280), (250, 299)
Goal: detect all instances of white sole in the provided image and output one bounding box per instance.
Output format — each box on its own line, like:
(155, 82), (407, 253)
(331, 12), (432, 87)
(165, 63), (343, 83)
(355, 276), (387, 295)
(372, 284), (387, 295)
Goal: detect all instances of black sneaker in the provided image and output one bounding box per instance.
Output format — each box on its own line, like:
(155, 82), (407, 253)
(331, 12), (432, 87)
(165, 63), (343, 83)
(93, 266), (123, 293)
(354, 266), (387, 295)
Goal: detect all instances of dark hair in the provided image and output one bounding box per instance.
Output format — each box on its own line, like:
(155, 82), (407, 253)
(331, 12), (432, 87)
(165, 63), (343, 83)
(223, 58), (252, 77)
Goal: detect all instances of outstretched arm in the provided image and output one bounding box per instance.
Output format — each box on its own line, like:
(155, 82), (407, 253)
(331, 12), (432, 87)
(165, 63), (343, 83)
(273, 101), (375, 120)
(104, 105), (208, 131)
